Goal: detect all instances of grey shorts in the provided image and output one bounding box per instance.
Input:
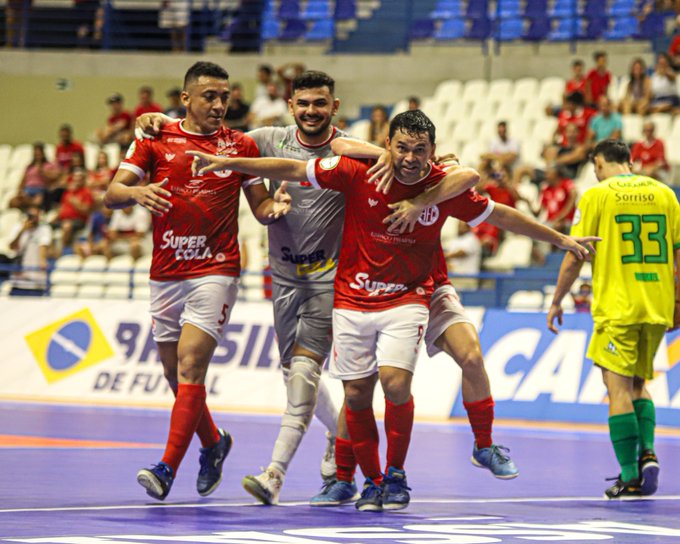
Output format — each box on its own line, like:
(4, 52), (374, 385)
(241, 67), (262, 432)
(272, 283), (334, 364)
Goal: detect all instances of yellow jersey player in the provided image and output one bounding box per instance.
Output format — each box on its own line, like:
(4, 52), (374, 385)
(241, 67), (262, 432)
(548, 139), (680, 499)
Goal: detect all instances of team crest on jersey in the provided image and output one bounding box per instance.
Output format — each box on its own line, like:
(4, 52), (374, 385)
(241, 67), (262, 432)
(125, 141), (136, 159)
(417, 205), (440, 226)
(320, 156), (341, 170)
(368, 198), (378, 207)
(165, 153), (175, 162)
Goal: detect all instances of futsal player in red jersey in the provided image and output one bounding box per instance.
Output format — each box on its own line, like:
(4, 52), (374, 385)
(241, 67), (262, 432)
(104, 61), (290, 501)
(186, 110), (595, 512)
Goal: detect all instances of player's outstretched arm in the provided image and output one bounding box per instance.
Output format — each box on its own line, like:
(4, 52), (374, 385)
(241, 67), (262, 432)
(485, 203), (599, 259)
(383, 166), (481, 234)
(672, 247), (680, 331)
(243, 182), (292, 225)
(547, 251), (584, 334)
(186, 150), (309, 182)
(135, 112), (176, 139)
(330, 137), (394, 193)
(104, 169), (172, 217)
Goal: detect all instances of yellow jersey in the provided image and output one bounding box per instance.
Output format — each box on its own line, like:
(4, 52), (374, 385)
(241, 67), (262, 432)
(571, 174), (680, 327)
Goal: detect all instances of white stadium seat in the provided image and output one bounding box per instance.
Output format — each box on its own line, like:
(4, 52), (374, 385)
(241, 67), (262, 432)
(461, 79), (489, 109)
(622, 114), (643, 143)
(484, 235), (533, 271)
(511, 77), (539, 106)
(487, 79), (514, 106)
(537, 77), (565, 108)
(432, 79), (462, 106)
(507, 290), (545, 311)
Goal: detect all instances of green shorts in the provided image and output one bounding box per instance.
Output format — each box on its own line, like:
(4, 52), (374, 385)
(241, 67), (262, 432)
(587, 322), (667, 380)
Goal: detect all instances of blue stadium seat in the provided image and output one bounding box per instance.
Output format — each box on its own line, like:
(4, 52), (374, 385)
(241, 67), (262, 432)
(465, 17), (492, 39)
(431, 0), (464, 18)
(547, 17), (579, 40)
(498, 0), (522, 18)
(410, 18), (436, 39)
(497, 17), (524, 40)
(305, 18), (334, 40)
(549, 0), (578, 17)
(603, 15), (638, 38)
(279, 18), (307, 40)
(261, 18), (280, 40)
(303, 0), (331, 20)
(580, 16), (608, 39)
(523, 16), (551, 39)
(637, 10), (671, 39)
(523, 0), (547, 19)
(334, 0), (357, 20)
(434, 18), (466, 39)
(609, 0), (636, 16)
(278, 0), (300, 20)
(581, 0), (607, 16)
(466, 0), (490, 19)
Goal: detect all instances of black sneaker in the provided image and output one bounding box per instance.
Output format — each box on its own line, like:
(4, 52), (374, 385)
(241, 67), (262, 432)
(196, 428), (233, 497)
(639, 450), (660, 496)
(604, 476), (643, 500)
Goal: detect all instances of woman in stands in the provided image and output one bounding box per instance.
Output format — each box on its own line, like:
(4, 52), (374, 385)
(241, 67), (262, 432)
(9, 142), (60, 211)
(620, 58), (652, 115)
(649, 53), (680, 114)
(367, 105), (389, 147)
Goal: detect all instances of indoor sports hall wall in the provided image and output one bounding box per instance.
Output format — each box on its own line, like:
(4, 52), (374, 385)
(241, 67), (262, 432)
(2, 298), (678, 426)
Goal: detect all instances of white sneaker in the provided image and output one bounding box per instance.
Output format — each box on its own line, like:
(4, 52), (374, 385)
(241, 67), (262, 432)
(242, 466), (284, 505)
(320, 432), (337, 481)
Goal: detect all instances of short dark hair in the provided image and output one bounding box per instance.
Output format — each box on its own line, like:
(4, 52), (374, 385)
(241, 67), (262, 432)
(565, 90), (585, 106)
(591, 139), (630, 164)
(59, 124), (72, 133)
(497, 120), (507, 128)
(183, 62), (229, 90)
(292, 70), (335, 95)
(389, 110), (436, 145)
(593, 51), (607, 61)
(408, 95), (421, 105)
(259, 64), (273, 76)
(572, 59), (584, 67)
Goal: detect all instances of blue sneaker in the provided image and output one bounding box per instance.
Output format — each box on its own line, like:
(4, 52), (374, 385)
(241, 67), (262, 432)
(355, 477), (383, 512)
(137, 462), (174, 500)
(197, 428), (233, 497)
(309, 478), (360, 506)
(381, 466), (411, 510)
(471, 444), (519, 479)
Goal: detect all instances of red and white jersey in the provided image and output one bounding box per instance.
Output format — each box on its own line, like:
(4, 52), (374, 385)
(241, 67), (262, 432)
(431, 246), (451, 288)
(119, 122), (259, 281)
(306, 156), (493, 311)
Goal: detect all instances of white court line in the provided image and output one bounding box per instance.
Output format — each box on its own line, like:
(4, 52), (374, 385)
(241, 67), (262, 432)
(2, 495), (680, 514)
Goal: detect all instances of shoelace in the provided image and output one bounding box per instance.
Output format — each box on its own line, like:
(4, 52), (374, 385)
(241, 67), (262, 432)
(490, 445), (512, 462)
(383, 476), (411, 491)
(318, 478), (337, 493)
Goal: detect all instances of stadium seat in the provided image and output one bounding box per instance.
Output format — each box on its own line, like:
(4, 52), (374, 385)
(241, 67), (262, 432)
(434, 18), (466, 40)
(469, 100), (496, 122)
(279, 19), (307, 41)
(8, 144), (32, 173)
(523, 0), (547, 19)
(433, 79), (463, 105)
(306, 18), (334, 40)
(106, 255), (135, 287)
(77, 284), (105, 299)
(0, 144), (11, 181)
(461, 79), (489, 107)
(548, 17), (580, 41)
(608, 0), (636, 16)
(410, 19), (436, 40)
(507, 290), (545, 311)
(650, 113), (672, 142)
(531, 115), (558, 144)
(278, 0), (300, 20)
(494, 100), (524, 123)
(511, 77), (539, 106)
(466, 0), (490, 19)
(459, 140), (483, 167)
(621, 114), (643, 142)
(549, 0), (578, 17)
(484, 235), (533, 271)
(478, 118), (498, 145)
(431, 0), (464, 18)
(580, 16), (608, 40)
(419, 98), (446, 123)
(497, 17), (525, 41)
(450, 118), (481, 150)
(303, 0), (331, 20)
(603, 16), (638, 40)
(334, 0), (356, 20)
(465, 17), (492, 39)
(582, 0), (607, 16)
(523, 17), (551, 40)
(537, 77), (566, 108)
(261, 19), (280, 41)
(497, 0), (522, 18)
(348, 119), (370, 139)
(487, 79), (514, 105)
(104, 284), (132, 299)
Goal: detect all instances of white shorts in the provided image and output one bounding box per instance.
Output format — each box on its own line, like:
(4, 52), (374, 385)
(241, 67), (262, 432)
(330, 304), (429, 380)
(150, 275), (239, 343)
(425, 284), (474, 357)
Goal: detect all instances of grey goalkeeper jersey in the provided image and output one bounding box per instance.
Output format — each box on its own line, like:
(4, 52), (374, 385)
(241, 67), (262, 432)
(248, 125), (347, 288)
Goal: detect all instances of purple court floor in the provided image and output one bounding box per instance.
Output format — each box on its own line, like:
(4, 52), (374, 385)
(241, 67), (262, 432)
(1, 401), (680, 543)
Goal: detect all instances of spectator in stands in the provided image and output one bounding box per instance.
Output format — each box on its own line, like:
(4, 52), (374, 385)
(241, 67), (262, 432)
(5, 0), (32, 48)
(620, 58), (652, 115)
(55, 124), (85, 171)
(367, 105), (390, 147)
(224, 83), (251, 132)
(565, 59), (587, 99)
(8, 205), (51, 295)
(585, 51), (612, 107)
(631, 121), (670, 182)
(408, 96), (421, 110)
(75, 0), (103, 48)
(336, 116), (349, 131)
(536, 165), (577, 234)
(588, 96), (623, 143)
(53, 168), (94, 254)
(9, 142), (61, 211)
(103, 205), (150, 260)
(553, 91), (595, 146)
(254, 64), (275, 100)
(480, 163), (521, 208)
(88, 150), (115, 200)
(96, 93), (133, 148)
(481, 120), (521, 168)
(545, 122), (590, 179)
(649, 53), (680, 113)
(164, 88), (186, 119)
(277, 62), (306, 101)
(667, 15), (680, 71)
(75, 205), (111, 259)
(159, 0), (189, 52)
(472, 187), (502, 257)
(445, 221), (482, 290)
(134, 86), (164, 119)
(250, 83), (288, 127)
(572, 281), (592, 313)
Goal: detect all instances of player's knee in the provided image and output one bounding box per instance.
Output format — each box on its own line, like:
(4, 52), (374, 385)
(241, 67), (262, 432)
(380, 374), (411, 405)
(343, 381), (373, 409)
(457, 348), (484, 374)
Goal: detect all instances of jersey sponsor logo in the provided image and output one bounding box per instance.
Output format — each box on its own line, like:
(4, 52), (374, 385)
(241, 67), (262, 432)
(281, 247), (328, 264)
(605, 340), (618, 355)
(614, 192), (655, 204)
(349, 272), (408, 296)
(164, 153), (176, 162)
(24, 308), (114, 384)
(298, 198), (315, 209)
(297, 258), (336, 276)
(319, 156), (341, 170)
(572, 208), (582, 225)
(125, 140), (136, 159)
(368, 198), (379, 207)
(160, 230), (214, 261)
(417, 205), (440, 226)
(167, 137), (186, 144)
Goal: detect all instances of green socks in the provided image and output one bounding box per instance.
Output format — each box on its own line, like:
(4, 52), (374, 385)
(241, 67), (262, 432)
(609, 412), (640, 482)
(633, 398), (656, 453)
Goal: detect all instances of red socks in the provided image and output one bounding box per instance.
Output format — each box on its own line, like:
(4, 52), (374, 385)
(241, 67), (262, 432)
(168, 380), (220, 448)
(345, 405), (382, 483)
(335, 437), (357, 483)
(161, 383), (207, 473)
(384, 396), (414, 472)
(463, 396), (495, 449)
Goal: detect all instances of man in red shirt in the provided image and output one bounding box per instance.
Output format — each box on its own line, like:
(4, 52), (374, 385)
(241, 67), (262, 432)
(188, 110), (596, 512)
(631, 121), (670, 183)
(55, 124), (84, 171)
(96, 93), (133, 148)
(565, 59), (587, 98)
(55, 168), (94, 253)
(537, 165), (577, 233)
(586, 51), (612, 107)
(104, 61), (291, 502)
(134, 86), (164, 119)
